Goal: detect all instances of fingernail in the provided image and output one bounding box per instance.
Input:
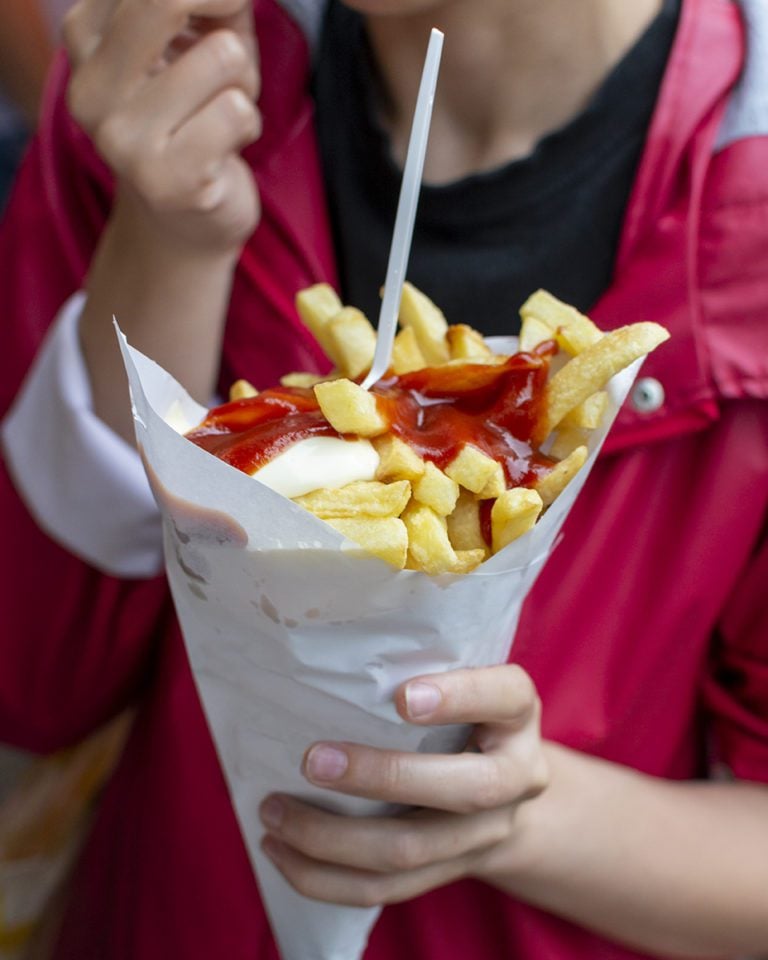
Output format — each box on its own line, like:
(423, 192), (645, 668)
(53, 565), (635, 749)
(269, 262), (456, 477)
(260, 797), (284, 830)
(305, 745), (348, 782)
(405, 681), (442, 718)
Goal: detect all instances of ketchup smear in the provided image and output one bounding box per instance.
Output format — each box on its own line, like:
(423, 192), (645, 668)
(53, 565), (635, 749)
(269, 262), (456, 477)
(186, 344), (558, 487)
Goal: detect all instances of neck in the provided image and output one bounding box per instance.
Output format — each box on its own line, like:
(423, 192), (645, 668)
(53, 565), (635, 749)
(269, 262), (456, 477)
(364, 0), (664, 182)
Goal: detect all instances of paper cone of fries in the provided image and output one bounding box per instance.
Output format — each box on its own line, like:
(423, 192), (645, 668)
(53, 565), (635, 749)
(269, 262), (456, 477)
(117, 325), (647, 960)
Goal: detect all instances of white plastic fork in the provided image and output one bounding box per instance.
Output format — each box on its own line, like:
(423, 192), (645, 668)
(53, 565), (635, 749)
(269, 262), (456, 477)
(360, 27), (444, 390)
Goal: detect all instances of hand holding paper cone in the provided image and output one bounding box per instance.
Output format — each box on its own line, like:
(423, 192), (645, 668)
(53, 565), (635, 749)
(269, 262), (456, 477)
(259, 664), (547, 907)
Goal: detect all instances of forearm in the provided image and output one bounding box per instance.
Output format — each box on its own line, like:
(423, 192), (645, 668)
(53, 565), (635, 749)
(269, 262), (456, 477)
(68, 1), (260, 446)
(486, 742), (768, 958)
(80, 194), (238, 444)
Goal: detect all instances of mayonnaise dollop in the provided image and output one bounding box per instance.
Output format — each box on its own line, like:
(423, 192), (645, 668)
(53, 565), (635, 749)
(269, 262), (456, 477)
(250, 436), (379, 498)
(165, 400), (380, 498)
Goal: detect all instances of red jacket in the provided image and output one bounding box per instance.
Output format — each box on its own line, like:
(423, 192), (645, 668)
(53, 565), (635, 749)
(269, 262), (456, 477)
(1, 0), (767, 957)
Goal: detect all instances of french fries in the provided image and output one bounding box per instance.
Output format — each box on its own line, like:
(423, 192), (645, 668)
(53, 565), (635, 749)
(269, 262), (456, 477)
(293, 480), (411, 519)
(314, 378), (389, 437)
(229, 379), (259, 400)
(398, 282), (451, 365)
(491, 489), (543, 554)
(534, 322), (669, 443)
(193, 286), (669, 573)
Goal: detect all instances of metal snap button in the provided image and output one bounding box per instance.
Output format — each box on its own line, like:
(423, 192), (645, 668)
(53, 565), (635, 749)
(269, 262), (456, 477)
(631, 377), (665, 413)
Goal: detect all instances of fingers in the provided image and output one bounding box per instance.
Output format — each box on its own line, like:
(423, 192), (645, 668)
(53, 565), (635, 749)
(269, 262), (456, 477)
(395, 664), (539, 727)
(143, 28), (257, 135)
(297, 667), (548, 813)
(63, 0), (119, 66)
(263, 667), (549, 906)
(260, 795), (512, 875)
(170, 87), (261, 174)
(90, 80), (258, 211)
(301, 740), (546, 815)
(261, 834), (469, 908)
(95, 29), (259, 160)
(67, 0), (257, 133)
(65, 0), (260, 250)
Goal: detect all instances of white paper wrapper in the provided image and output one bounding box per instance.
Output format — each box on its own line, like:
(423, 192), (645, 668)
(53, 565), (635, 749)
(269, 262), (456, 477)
(118, 330), (642, 960)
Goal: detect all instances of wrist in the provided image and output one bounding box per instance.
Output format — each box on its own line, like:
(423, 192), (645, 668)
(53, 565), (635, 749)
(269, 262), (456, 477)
(109, 187), (245, 273)
(470, 742), (593, 889)
(78, 194), (242, 442)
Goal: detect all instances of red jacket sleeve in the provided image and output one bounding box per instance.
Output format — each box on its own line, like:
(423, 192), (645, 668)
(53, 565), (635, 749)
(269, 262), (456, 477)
(703, 513), (768, 782)
(0, 55), (172, 753)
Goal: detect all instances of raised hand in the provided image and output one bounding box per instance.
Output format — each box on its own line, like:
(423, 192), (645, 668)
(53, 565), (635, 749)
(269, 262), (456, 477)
(64, 0), (261, 253)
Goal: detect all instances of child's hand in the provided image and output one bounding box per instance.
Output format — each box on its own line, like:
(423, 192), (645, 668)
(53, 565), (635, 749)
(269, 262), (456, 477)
(259, 665), (549, 906)
(64, 0), (261, 254)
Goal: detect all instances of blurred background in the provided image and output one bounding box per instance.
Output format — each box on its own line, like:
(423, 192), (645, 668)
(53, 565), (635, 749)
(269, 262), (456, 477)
(0, 0), (71, 213)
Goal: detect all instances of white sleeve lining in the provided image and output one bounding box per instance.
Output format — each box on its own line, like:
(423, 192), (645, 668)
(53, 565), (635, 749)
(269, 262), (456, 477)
(1, 293), (164, 578)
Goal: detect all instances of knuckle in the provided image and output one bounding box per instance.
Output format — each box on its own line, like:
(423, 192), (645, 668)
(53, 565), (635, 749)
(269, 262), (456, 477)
(522, 757), (550, 800)
(504, 665), (538, 716)
(93, 114), (132, 165)
(130, 155), (175, 210)
(379, 752), (403, 795)
(221, 88), (256, 131)
(468, 762), (506, 812)
(387, 830), (428, 872)
(507, 663), (536, 700)
(206, 29), (249, 80)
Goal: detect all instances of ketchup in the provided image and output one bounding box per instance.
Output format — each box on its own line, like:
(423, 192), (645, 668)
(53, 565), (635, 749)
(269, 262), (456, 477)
(185, 387), (337, 473)
(186, 345), (557, 488)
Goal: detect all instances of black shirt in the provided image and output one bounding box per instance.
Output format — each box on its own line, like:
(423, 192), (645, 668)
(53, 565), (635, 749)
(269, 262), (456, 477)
(313, 0), (681, 336)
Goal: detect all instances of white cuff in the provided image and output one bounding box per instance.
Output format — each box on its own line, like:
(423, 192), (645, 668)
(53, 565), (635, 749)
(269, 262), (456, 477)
(1, 293), (164, 578)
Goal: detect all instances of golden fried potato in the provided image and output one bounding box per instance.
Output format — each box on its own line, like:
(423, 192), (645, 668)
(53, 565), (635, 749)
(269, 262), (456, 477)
(561, 391), (608, 430)
(403, 502), (458, 575)
(535, 322), (670, 442)
(327, 307), (377, 380)
(398, 282), (451, 365)
(491, 488), (543, 553)
(446, 489), (486, 552)
(261, 284), (670, 574)
(476, 462), (506, 500)
(451, 548), (488, 574)
(444, 445), (499, 494)
(534, 446), (588, 506)
(441, 355), (508, 368)
(279, 371), (338, 388)
(314, 379), (388, 437)
(548, 424), (589, 461)
(518, 315), (554, 353)
(520, 290), (603, 355)
(229, 379), (259, 401)
(412, 461), (460, 516)
(391, 326), (427, 375)
(294, 480), (411, 519)
(326, 517), (408, 569)
(295, 284), (343, 359)
(447, 324), (493, 360)
(373, 434), (426, 482)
